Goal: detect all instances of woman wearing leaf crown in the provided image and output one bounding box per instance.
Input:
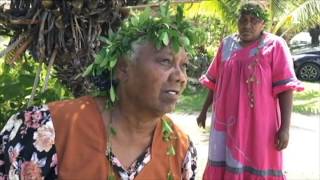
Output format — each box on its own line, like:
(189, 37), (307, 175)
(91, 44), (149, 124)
(0, 4), (199, 180)
(196, 2), (303, 180)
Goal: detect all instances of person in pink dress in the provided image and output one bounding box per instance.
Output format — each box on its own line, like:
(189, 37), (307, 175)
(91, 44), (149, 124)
(196, 2), (304, 180)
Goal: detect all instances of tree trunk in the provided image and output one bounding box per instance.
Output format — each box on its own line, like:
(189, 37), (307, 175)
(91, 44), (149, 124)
(309, 25), (320, 47)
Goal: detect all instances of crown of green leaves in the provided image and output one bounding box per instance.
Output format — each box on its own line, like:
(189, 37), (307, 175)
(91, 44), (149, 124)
(238, 3), (268, 22)
(83, 3), (202, 107)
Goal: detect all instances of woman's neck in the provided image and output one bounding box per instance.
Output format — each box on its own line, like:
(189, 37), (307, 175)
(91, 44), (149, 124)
(114, 106), (159, 135)
(238, 32), (264, 47)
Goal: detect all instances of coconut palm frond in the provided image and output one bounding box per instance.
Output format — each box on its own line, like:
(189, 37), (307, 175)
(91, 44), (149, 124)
(183, 1), (219, 18)
(218, 0), (240, 26)
(272, 0), (320, 34)
(269, 0), (291, 17)
(184, 0), (240, 23)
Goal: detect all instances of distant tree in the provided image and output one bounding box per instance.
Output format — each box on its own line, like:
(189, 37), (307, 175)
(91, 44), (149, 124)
(309, 25), (320, 46)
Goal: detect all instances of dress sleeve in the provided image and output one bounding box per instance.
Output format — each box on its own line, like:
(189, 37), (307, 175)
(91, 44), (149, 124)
(181, 139), (197, 180)
(0, 105), (58, 179)
(199, 43), (223, 91)
(271, 37), (304, 96)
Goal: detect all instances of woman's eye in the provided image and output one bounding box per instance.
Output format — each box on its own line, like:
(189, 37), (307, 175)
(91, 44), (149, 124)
(159, 59), (171, 66)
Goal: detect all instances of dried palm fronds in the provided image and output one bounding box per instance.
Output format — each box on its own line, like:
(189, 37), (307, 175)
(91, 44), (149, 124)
(0, 0), (147, 101)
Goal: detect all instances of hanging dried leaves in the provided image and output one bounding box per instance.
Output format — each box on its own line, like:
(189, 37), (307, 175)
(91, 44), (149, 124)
(0, 0), (145, 97)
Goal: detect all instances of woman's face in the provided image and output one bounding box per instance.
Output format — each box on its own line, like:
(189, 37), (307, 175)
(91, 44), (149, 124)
(237, 14), (265, 44)
(121, 42), (188, 115)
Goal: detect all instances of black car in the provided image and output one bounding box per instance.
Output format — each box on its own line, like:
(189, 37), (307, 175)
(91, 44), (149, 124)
(291, 49), (320, 81)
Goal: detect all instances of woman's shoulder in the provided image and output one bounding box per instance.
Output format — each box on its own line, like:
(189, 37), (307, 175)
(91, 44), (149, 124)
(262, 32), (287, 45)
(48, 95), (95, 107)
(48, 96), (98, 119)
(222, 34), (238, 44)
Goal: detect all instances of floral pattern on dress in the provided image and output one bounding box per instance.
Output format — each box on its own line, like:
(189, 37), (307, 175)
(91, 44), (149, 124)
(33, 121), (55, 152)
(0, 105), (57, 180)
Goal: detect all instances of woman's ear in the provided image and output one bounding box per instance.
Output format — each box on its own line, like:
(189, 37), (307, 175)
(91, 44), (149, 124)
(116, 57), (129, 81)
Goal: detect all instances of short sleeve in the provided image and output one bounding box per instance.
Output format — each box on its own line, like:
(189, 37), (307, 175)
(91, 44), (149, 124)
(271, 37), (304, 96)
(0, 106), (58, 179)
(199, 44), (223, 91)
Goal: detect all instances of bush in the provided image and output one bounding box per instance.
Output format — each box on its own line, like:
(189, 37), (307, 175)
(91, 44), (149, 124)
(0, 56), (73, 129)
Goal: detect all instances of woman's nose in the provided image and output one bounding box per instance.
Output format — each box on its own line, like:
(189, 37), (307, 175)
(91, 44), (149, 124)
(170, 66), (187, 84)
(242, 20), (252, 27)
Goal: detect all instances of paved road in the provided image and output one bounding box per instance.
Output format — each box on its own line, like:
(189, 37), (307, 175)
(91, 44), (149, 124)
(169, 112), (320, 180)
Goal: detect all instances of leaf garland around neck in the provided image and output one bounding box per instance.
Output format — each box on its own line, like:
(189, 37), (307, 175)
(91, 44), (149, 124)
(82, 2), (203, 108)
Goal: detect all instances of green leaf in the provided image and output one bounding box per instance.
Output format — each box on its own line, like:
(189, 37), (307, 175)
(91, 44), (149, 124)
(167, 171), (174, 180)
(163, 136), (170, 142)
(160, 2), (169, 17)
(108, 27), (114, 37)
(59, 88), (65, 97)
(162, 120), (173, 133)
(176, 5), (184, 22)
(110, 85), (116, 102)
(98, 36), (111, 44)
(108, 175), (116, 180)
(181, 36), (190, 46)
(82, 64), (93, 77)
(160, 31), (169, 46)
(110, 126), (117, 136)
(172, 39), (180, 53)
(140, 8), (152, 22)
(19, 74), (35, 85)
(131, 16), (139, 27)
(95, 50), (106, 64)
(167, 145), (176, 156)
(109, 58), (117, 69)
(99, 58), (109, 68)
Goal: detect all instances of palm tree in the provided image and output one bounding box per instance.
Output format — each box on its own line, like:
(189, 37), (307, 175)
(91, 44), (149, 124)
(270, 0), (320, 40)
(184, 0), (320, 41)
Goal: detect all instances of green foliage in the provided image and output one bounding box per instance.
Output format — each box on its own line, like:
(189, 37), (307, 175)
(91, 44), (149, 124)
(0, 56), (73, 129)
(109, 126), (117, 136)
(84, 3), (204, 107)
(162, 119), (174, 142)
(167, 171), (174, 180)
(187, 15), (231, 79)
(176, 88), (208, 112)
(166, 145), (176, 156)
(269, 0), (320, 35)
(293, 82), (320, 114)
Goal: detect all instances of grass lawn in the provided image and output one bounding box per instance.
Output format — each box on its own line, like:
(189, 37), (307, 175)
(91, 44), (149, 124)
(176, 86), (208, 113)
(176, 81), (320, 114)
(293, 81), (320, 114)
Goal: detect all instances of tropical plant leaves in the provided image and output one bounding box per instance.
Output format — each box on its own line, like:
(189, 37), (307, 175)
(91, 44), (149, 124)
(110, 85), (116, 102)
(160, 31), (170, 46)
